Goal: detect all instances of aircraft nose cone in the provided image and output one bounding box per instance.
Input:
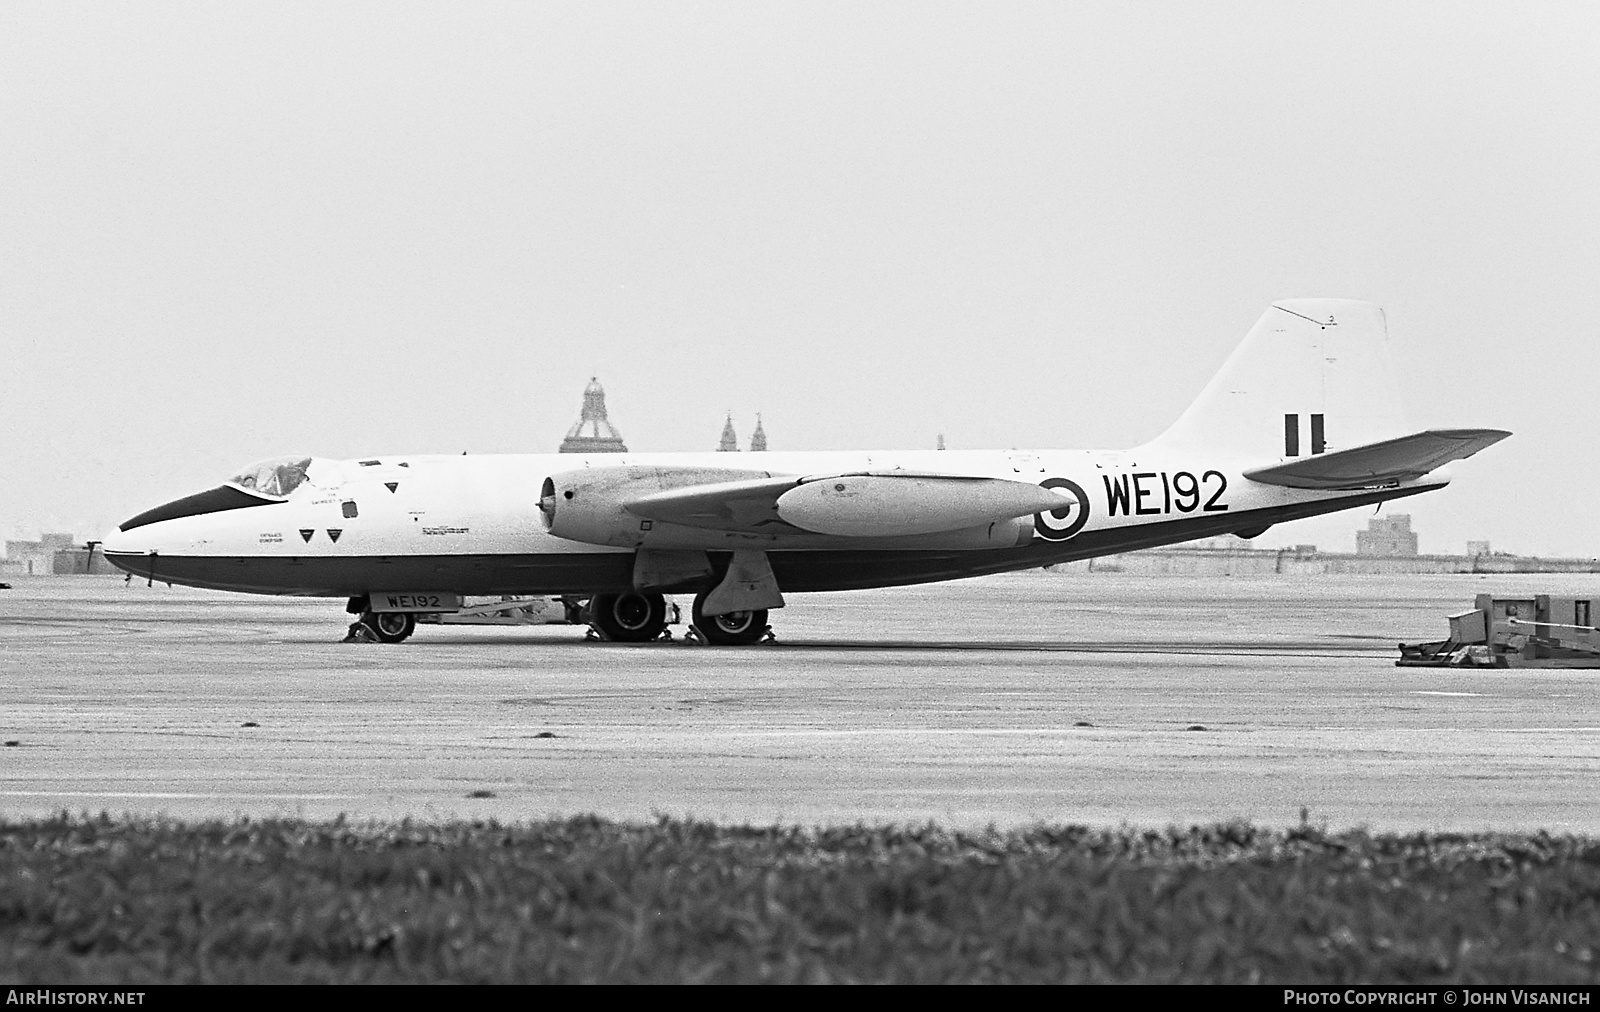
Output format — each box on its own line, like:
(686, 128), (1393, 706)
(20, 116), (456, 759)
(100, 521), (162, 577)
(101, 525), (139, 556)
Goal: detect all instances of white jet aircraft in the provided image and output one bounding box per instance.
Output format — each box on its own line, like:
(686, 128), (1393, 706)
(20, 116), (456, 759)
(103, 299), (1508, 645)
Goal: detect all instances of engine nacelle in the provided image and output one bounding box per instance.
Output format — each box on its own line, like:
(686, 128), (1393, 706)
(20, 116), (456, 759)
(539, 465), (777, 547)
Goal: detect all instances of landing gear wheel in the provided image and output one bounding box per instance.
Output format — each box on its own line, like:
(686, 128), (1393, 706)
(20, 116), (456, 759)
(588, 592), (669, 642)
(363, 611), (415, 644)
(691, 593), (769, 646)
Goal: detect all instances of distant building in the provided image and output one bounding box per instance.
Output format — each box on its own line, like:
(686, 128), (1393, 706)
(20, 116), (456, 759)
(3, 533), (80, 576)
(559, 378), (628, 453)
(718, 414), (739, 452)
(1357, 514), (1419, 557)
(1183, 535), (1256, 550)
(2, 541), (50, 575)
(52, 548), (121, 575)
(1467, 541), (1491, 557)
(40, 532), (75, 553)
(749, 414), (767, 452)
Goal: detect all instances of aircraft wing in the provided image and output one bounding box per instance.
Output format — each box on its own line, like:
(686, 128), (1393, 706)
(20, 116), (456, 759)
(1243, 428), (1511, 490)
(624, 475), (800, 532)
(623, 470), (1072, 537)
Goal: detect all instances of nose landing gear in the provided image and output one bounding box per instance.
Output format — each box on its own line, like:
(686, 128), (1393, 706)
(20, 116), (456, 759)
(343, 597), (417, 643)
(345, 610), (415, 643)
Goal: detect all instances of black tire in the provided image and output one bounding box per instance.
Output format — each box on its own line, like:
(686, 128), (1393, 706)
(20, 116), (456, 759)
(364, 611), (415, 644)
(691, 593), (768, 646)
(589, 592), (668, 642)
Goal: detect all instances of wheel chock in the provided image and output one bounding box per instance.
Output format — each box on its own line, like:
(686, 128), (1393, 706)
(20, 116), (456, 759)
(342, 621), (379, 643)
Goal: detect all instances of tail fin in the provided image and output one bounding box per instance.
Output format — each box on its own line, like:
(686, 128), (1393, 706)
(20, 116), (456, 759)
(1147, 299), (1408, 461)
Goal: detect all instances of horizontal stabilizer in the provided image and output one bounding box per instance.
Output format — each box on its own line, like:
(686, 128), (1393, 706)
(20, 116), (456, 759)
(1243, 428), (1510, 490)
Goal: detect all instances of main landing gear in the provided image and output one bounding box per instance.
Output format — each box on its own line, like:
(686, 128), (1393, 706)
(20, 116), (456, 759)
(690, 592), (769, 646)
(587, 591), (671, 642)
(586, 591), (770, 645)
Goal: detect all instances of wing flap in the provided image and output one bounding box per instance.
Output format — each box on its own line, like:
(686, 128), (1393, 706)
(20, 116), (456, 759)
(1243, 428), (1510, 490)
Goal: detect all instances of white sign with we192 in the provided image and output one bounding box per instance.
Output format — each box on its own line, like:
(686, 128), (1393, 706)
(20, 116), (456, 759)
(369, 592), (463, 613)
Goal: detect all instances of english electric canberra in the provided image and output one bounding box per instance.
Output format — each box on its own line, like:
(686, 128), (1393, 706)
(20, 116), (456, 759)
(104, 300), (1508, 645)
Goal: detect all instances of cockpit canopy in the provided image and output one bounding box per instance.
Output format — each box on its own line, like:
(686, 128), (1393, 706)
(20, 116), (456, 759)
(227, 455), (313, 499)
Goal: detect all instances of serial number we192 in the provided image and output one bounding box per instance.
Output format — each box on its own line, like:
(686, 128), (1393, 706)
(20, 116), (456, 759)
(1103, 471), (1229, 516)
(373, 593), (453, 612)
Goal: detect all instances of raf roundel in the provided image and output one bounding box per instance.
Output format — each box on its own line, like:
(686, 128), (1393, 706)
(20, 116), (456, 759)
(1033, 478), (1090, 541)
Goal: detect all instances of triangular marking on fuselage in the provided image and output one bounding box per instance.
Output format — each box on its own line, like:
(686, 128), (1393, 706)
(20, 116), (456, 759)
(327, 529), (342, 543)
(298, 529), (314, 543)
(385, 482), (398, 493)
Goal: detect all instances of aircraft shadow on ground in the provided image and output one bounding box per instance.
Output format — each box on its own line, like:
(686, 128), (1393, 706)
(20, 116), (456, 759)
(325, 635), (1386, 656)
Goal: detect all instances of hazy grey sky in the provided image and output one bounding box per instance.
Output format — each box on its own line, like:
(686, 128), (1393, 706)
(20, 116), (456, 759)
(3, 2), (1596, 555)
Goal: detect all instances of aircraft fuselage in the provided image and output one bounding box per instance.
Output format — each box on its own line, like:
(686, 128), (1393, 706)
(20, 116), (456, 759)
(102, 447), (1440, 598)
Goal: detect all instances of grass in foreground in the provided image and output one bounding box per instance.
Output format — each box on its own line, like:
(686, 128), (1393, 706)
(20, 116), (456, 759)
(2, 816), (1598, 983)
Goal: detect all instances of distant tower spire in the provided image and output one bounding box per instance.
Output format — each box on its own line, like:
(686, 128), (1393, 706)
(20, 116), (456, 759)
(749, 413), (767, 452)
(559, 377), (628, 453)
(718, 412), (739, 452)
